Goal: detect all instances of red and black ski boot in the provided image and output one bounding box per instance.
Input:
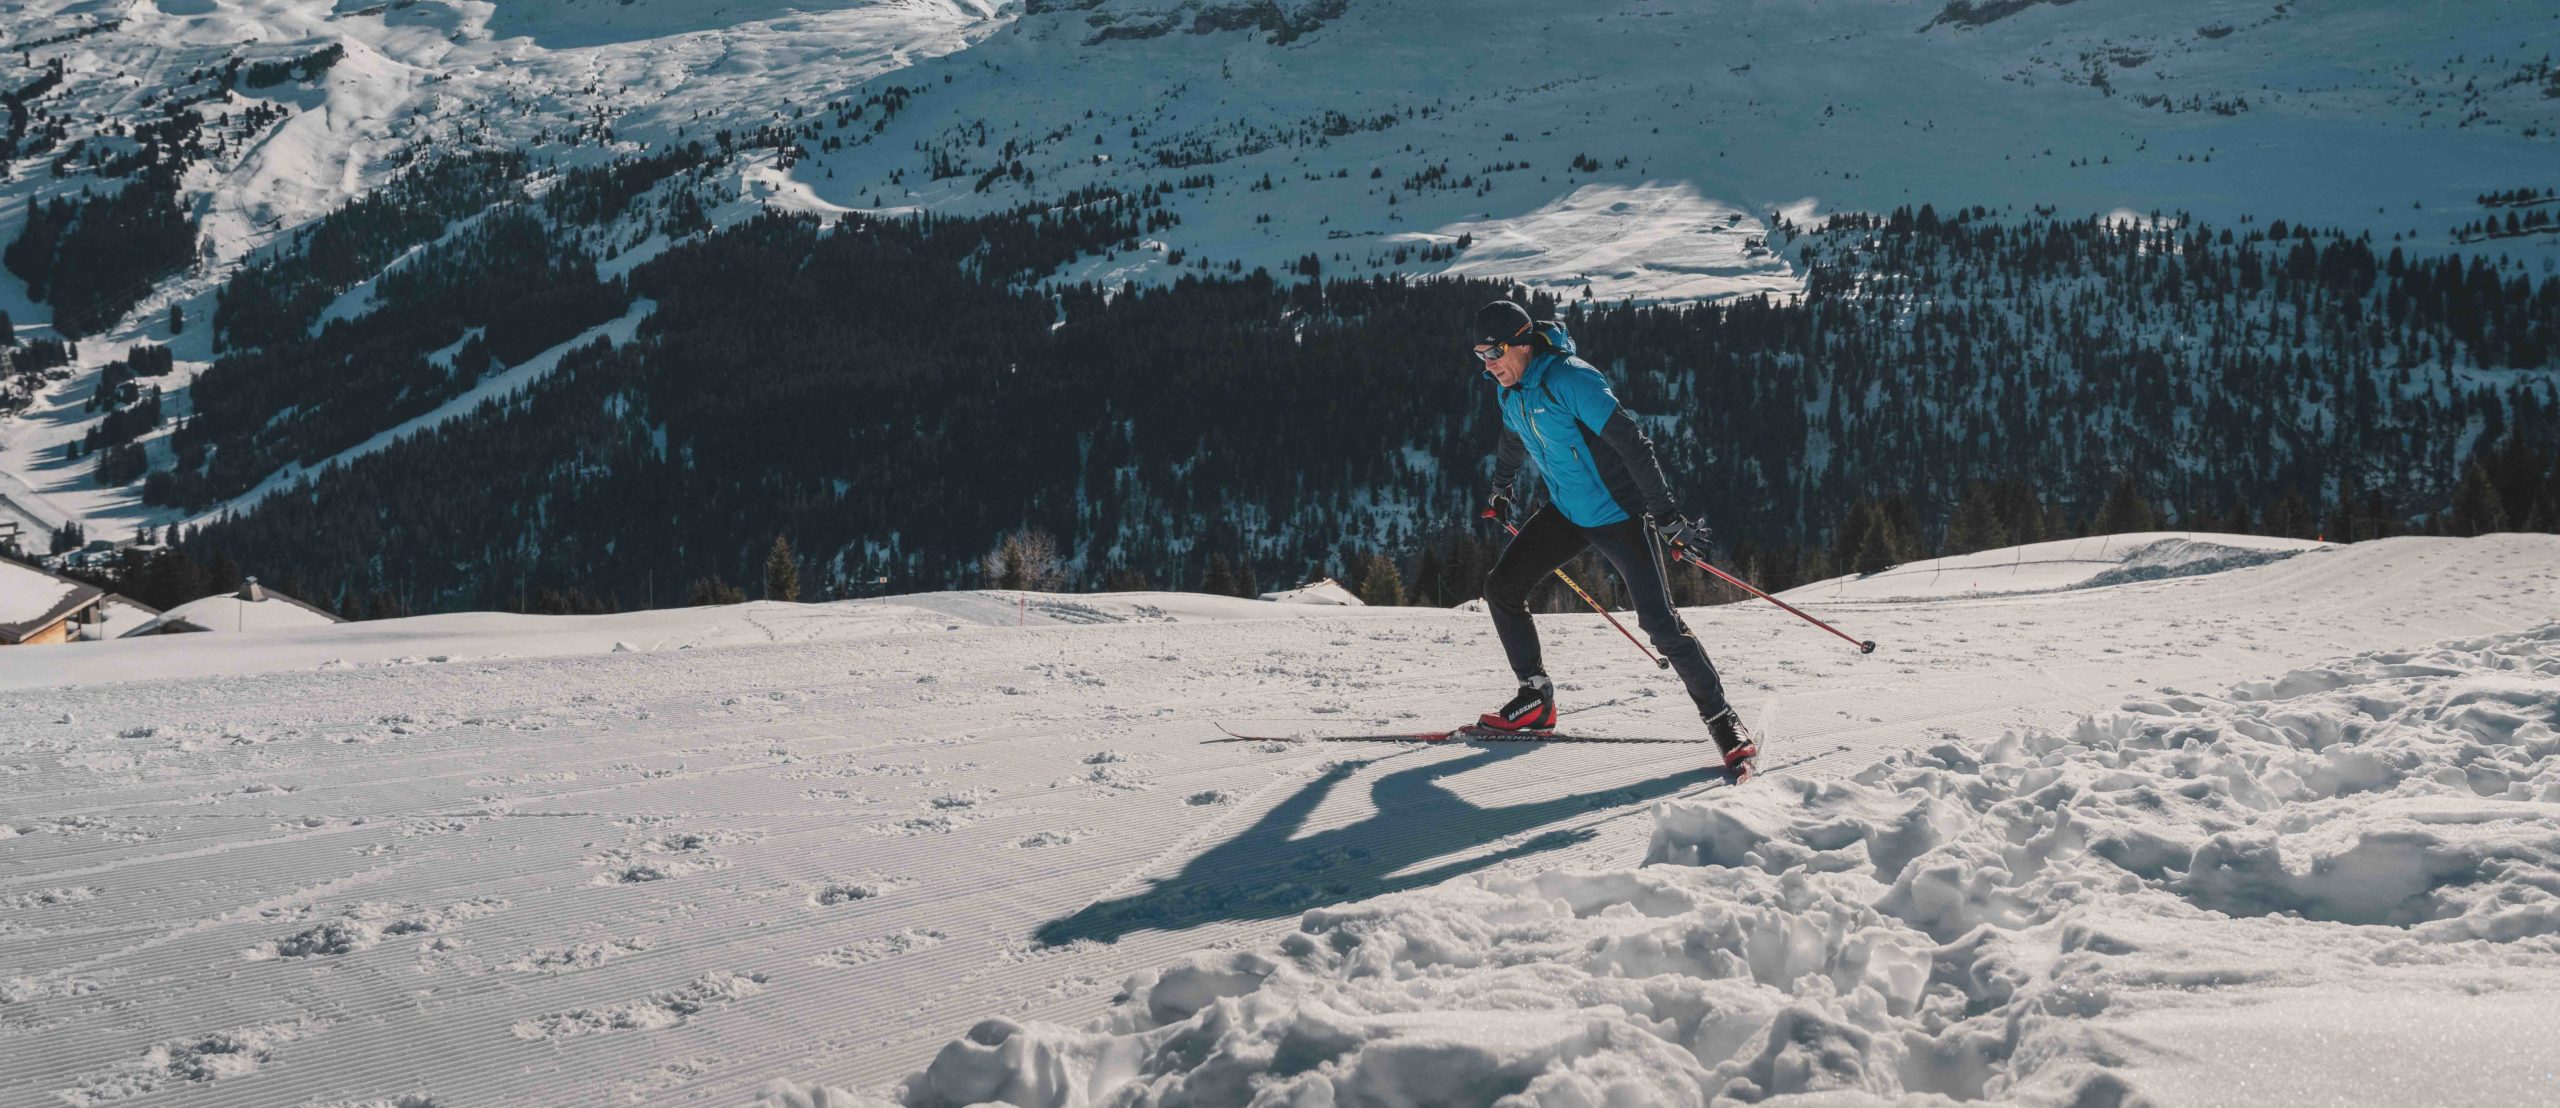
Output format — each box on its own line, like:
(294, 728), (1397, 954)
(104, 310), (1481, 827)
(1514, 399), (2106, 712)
(1478, 676), (1557, 732)
(1707, 708), (1759, 784)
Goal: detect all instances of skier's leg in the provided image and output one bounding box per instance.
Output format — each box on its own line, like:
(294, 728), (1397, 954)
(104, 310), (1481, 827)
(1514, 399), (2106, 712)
(1482, 506), (1590, 683)
(1587, 518), (1733, 724)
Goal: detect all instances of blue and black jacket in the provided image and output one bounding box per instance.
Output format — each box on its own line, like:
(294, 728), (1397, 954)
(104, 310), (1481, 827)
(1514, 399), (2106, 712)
(1488, 322), (1678, 528)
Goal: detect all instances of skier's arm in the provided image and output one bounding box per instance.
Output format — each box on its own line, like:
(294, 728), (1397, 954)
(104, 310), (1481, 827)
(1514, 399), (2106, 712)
(1491, 426), (1527, 494)
(1596, 408), (1678, 518)
(1560, 371), (1677, 518)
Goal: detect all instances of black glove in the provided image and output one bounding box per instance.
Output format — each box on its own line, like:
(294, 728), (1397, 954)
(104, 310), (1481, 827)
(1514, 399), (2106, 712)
(1484, 486), (1515, 525)
(1652, 515), (1710, 558)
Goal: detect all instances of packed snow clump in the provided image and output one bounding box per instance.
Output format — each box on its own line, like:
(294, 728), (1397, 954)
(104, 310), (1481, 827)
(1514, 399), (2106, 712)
(872, 624), (2560, 1106)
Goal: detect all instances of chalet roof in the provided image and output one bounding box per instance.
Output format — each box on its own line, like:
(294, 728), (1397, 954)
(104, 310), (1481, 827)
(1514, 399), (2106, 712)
(122, 577), (342, 637)
(0, 552), (105, 644)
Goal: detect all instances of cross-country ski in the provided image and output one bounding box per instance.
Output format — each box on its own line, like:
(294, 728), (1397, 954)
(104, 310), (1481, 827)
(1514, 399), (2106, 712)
(1213, 723), (1720, 745)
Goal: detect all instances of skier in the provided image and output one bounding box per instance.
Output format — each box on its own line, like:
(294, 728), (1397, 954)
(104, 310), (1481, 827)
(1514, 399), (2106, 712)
(1469, 299), (1759, 782)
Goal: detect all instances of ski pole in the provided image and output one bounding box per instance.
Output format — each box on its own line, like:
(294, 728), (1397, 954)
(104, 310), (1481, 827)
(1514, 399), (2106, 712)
(1666, 545), (1877, 654)
(1485, 512), (1670, 669)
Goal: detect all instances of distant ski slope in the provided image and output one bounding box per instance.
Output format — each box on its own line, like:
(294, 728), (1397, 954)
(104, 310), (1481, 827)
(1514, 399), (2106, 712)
(1, 0), (2553, 543)
(2, 533), (2553, 1104)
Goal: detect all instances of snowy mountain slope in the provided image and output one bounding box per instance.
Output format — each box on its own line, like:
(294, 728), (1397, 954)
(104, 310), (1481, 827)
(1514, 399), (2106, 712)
(3, 0), (2555, 547)
(2, 533), (2553, 1105)
(479, 0), (1004, 50)
(796, 0), (2560, 296)
(0, 0), (1003, 536)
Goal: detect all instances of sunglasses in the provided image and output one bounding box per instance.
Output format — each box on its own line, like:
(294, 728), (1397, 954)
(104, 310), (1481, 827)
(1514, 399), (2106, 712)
(1472, 343), (1508, 364)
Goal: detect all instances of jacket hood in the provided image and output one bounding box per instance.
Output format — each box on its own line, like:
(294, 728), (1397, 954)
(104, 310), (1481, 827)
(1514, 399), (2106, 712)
(1531, 320), (1577, 357)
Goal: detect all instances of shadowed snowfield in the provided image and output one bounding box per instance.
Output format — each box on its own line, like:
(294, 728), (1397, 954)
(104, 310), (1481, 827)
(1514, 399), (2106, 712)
(3, 534), (2557, 1106)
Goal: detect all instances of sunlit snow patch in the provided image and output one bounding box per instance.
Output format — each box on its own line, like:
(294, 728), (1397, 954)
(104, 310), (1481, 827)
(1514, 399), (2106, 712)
(1424, 182), (1803, 304)
(835, 623), (2560, 1107)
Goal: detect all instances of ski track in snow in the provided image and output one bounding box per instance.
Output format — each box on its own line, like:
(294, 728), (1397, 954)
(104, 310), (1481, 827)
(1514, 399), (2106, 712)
(0, 535), (2553, 1105)
(876, 619), (2560, 1107)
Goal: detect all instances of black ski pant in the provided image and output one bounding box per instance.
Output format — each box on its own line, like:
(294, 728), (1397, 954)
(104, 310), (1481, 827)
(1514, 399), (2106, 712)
(1484, 505), (1733, 722)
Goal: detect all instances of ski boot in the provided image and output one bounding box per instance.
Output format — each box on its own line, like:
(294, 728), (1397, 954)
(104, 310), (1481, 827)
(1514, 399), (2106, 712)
(1707, 708), (1758, 784)
(1477, 675), (1557, 732)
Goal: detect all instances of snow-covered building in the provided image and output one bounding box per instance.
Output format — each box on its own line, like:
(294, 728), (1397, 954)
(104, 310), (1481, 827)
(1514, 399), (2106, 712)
(0, 552), (105, 646)
(122, 577), (341, 637)
(81, 594), (163, 641)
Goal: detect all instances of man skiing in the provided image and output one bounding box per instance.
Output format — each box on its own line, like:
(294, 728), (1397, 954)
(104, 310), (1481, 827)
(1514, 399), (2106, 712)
(1469, 299), (1759, 782)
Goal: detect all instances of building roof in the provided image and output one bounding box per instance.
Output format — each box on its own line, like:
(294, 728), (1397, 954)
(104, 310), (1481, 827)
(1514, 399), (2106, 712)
(0, 552), (105, 643)
(123, 578), (342, 637)
(83, 594), (164, 641)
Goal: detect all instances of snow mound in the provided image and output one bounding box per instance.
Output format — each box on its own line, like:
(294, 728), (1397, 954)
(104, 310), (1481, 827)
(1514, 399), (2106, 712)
(2078, 537), (2311, 589)
(876, 623), (2560, 1106)
(1259, 578), (1362, 606)
(1788, 532), (2327, 602)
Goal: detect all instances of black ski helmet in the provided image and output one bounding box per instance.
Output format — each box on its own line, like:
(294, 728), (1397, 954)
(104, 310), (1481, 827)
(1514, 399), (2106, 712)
(1470, 300), (1534, 347)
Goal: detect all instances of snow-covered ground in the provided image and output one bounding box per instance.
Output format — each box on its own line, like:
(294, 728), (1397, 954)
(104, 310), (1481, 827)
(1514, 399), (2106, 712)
(1792, 533), (2332, 602)
(3, 533), (2555, 1105)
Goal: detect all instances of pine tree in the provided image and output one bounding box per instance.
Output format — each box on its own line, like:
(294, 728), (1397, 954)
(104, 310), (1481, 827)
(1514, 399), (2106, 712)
(1202, 553), (1236, 597)
(2266, 490), (2317, 539)
(1831, 500), (1874, 572)
(2361, 491), (2399, 540)
(686, 575), (745, 605)
(1357, 552), (1405, 606)
(168, 302), (185, 336)
(2525, 476), (2559, 534)
(1878, 493), (1925, 560)
(1411, 548), (1444, 607)
(1945, 482), (2007, 556)
(764, 535), (800, 601)
(2320, 496), (2359, 544)
(2219, 496), (2255, 535)
(991, 539), (1027, 590)
(1235, 557), (1259, 599)
(1798, 545), (1834, 588)
(1444, 535), (1487, 604)
(204, 553), (242, 596)
(2094, 473), (2155, 536)
(1853, 512), (1899, 576)
(2447, 461), (2508, 537)
(2479, 437), (2551, 528)
(1993, 480), (2047, 545)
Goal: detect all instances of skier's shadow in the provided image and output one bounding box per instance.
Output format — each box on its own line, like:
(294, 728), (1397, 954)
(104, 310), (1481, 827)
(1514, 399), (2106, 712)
(1034, 742), (1712, 946)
